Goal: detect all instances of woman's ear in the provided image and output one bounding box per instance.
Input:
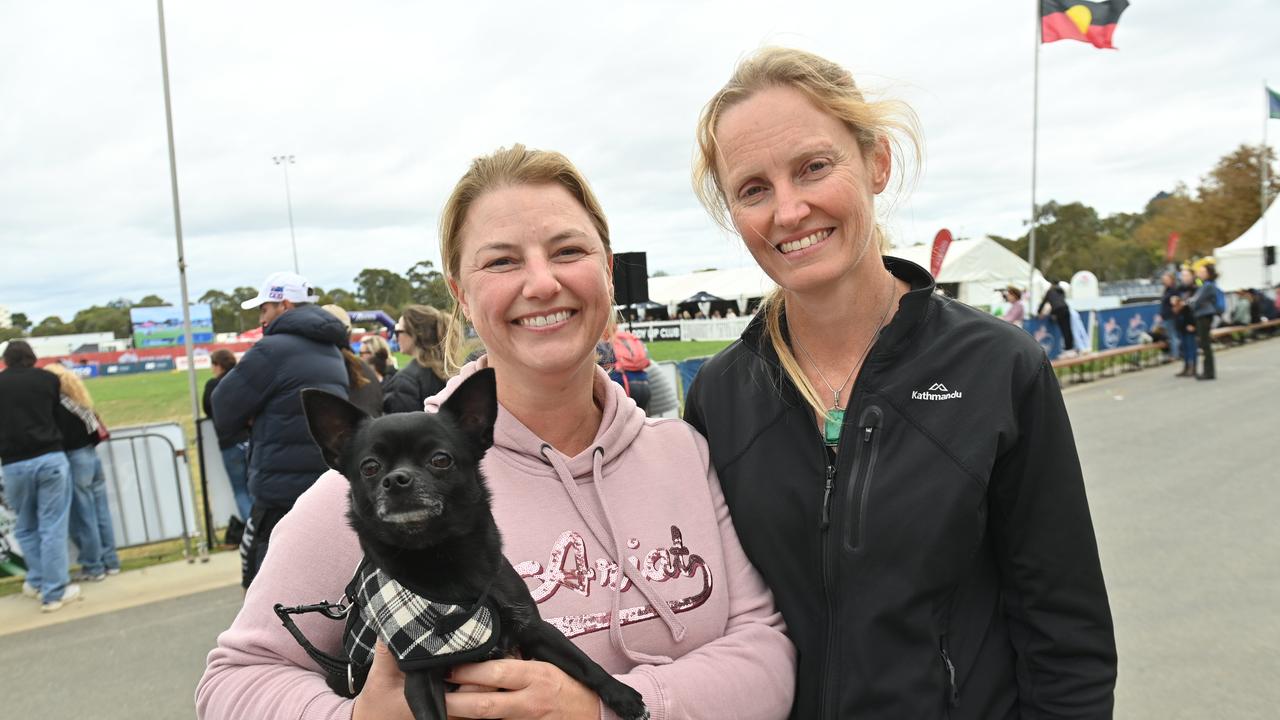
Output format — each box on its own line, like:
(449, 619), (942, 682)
(871, 136), (892, 194)
(447, 276), (470, 321)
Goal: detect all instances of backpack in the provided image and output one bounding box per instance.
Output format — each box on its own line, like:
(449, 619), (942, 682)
(611, 330), (650, 372)
(1213, 285), (1226, 315)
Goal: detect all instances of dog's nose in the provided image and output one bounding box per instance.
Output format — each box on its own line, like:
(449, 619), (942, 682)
(381, 471), (414, 489)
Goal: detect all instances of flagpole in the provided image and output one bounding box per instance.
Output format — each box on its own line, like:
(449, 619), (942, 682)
(1265, 80), (1271, 287)
(156, 0), (204, 558)
(1028, 7), (1041, 311)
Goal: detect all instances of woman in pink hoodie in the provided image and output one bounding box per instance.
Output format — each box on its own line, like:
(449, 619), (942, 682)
(196, 144), (795, 720)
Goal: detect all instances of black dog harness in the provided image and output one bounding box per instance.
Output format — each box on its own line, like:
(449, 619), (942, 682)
(275, 558), (502, 696)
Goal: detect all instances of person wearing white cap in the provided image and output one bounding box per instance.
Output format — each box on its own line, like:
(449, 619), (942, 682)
(213, 271), (350, 589)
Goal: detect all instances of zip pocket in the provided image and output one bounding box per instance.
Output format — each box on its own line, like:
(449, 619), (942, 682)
(842, 405), (882, 552)
(940, 637), (961, 710)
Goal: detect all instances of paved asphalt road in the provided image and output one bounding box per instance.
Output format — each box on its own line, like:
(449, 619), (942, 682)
(2, 339), (1275, 719)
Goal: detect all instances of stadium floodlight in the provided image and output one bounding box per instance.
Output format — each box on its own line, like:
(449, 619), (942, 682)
(272, 154), (299, 273)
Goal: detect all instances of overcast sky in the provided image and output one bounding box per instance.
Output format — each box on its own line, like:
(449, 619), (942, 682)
(3, 1), (1278, 323)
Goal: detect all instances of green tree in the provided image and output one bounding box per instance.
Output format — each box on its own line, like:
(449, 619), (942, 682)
(406, 260), (452, 310)
(225, 286), (263, 333)
(31, 315), (75, 336)
(199, 289), (241, 334)
(353, 268), (413, 311)
(10, 312), (30, 332)
(993, 201), (1104, 282)
(0, 327), (26, 342)
(72, 304), (132, 338)
(135, 294), (168, 307)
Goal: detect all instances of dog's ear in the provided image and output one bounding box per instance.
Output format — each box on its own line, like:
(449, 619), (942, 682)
(300, 389), (369, 470)
(440, 368), (498, 451)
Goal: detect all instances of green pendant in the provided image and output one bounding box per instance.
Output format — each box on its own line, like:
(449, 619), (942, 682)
(823, 407), (845, 446)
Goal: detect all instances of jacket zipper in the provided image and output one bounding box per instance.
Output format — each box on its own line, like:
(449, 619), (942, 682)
(843, 406), (883, 553)
(816, 413), (843, 719)
(940, 635), (961, 709)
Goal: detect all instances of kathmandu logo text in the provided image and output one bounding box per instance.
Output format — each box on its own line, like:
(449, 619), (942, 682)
(911, 382), (963, 401)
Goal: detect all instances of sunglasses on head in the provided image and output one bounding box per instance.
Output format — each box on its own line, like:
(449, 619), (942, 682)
(394, 328), (409, 336)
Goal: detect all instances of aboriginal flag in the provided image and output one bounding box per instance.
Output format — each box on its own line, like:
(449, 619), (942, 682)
(1042, 0), (1129, 49)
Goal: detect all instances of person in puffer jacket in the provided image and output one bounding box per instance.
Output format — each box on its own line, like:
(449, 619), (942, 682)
(212, 271), (349, 588)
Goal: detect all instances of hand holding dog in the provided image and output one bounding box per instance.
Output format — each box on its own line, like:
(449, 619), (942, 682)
(445, 658), (600, 719)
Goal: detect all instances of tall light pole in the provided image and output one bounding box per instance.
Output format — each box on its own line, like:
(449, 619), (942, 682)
(272, 154), (298, 273)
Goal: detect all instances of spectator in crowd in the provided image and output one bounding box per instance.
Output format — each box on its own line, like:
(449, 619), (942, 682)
(685, 47), (1114, 717)
(1170, 294), (1198, 377)
(1158, 271), (1182, 360)
(1037, 280), (1075, 353)
(1001, 285), (1026, 325)
(44, 363), (119, 582)
(321, 304), (382, 418)
(0, 341), (79, 612)
(203, 349), (252, 522)
(1254, 287), (1278, 321)
(212, 271), (349, 589)
(382, 304), (452, 414)
(197, 144), (794, 720)
(1187, 263), (1222, 380)
(357, 334), (397, 386)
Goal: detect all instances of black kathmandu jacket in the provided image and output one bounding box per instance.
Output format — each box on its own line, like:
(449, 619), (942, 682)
(211, 304), (349, 510)
(685, 258), (1116, 720)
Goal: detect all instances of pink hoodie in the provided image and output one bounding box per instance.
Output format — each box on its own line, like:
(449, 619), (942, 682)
(196, 359), (795, 720)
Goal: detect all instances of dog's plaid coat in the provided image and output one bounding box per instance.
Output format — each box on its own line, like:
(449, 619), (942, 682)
(343, 560), (502, 672)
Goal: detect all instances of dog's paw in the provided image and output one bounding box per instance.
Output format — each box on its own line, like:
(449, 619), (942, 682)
(599, 682), (648, 720)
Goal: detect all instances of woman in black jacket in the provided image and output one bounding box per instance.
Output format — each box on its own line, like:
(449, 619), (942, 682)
(382, 304), (452, 414)
(684, 47), (1115, 719)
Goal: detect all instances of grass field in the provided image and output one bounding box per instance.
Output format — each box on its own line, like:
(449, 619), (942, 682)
(86, 341), (730, 432)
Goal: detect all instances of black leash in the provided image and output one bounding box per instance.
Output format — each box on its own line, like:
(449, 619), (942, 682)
(273, 599), (356, 691)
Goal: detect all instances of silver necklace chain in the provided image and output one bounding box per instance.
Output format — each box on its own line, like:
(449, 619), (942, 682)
(791, 272), (896, 411)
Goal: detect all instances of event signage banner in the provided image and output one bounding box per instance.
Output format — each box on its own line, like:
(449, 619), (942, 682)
(101, 358), (176, 376)
(632, 323), (682, 342)
(1095, 303), (1161, 351)
(1024, 318), (1065, 360)
(130, 305), (214, 348)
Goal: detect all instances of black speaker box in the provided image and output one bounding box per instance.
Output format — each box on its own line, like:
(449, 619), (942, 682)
(613, 252), (649, 305)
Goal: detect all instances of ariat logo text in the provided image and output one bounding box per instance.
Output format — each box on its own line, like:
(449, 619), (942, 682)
(912, 382), (963, 401)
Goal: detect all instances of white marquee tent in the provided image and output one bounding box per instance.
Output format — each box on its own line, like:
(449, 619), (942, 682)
(1213, 201), (1277, 291)
(643, 238), (1047, 312)
(890, 238), (1049, 307)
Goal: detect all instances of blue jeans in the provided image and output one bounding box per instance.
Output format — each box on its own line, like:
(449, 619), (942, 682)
(1180, 330), (1198, 366)
(1163, 318), (1181, 358)
(66, 446), (120, 575)
(220, 442), (253, 521)
(4, 451), (73, 602)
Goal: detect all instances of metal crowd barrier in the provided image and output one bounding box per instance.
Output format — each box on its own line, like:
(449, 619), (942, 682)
(97, 422), (203, 559)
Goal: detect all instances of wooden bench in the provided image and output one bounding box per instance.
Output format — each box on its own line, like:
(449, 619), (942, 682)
(1051, 317), (1280, 384)
(1052, 342), (1167, 384)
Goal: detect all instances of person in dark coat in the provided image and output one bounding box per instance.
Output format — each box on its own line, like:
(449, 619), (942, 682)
(1037, 281), (1075, 352)
(203, 349), (252, 521)
(381, 304), (452, 414)
(358, 333), (397, 387)
(211, 272), (349, 588)
(0, 341), (79, 610)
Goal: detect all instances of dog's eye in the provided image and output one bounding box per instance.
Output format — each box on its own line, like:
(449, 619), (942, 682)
(360, 460), (381, 478)
(429, 452), (453, 470)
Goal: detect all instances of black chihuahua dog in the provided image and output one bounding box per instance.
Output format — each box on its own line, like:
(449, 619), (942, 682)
(300, 368), (648, 720)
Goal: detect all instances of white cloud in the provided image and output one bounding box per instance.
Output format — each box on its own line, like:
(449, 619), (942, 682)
(2, 0), (1278, 321)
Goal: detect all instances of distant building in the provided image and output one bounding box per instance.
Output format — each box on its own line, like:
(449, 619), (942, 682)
(0, 332), (125, 359)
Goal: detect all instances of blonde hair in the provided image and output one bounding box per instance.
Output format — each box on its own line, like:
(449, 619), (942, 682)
(437, 144), (613, 373)
(692, 47), (922, 417)
(43, 363), (94, 409)
(399, 304), (454, 380)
